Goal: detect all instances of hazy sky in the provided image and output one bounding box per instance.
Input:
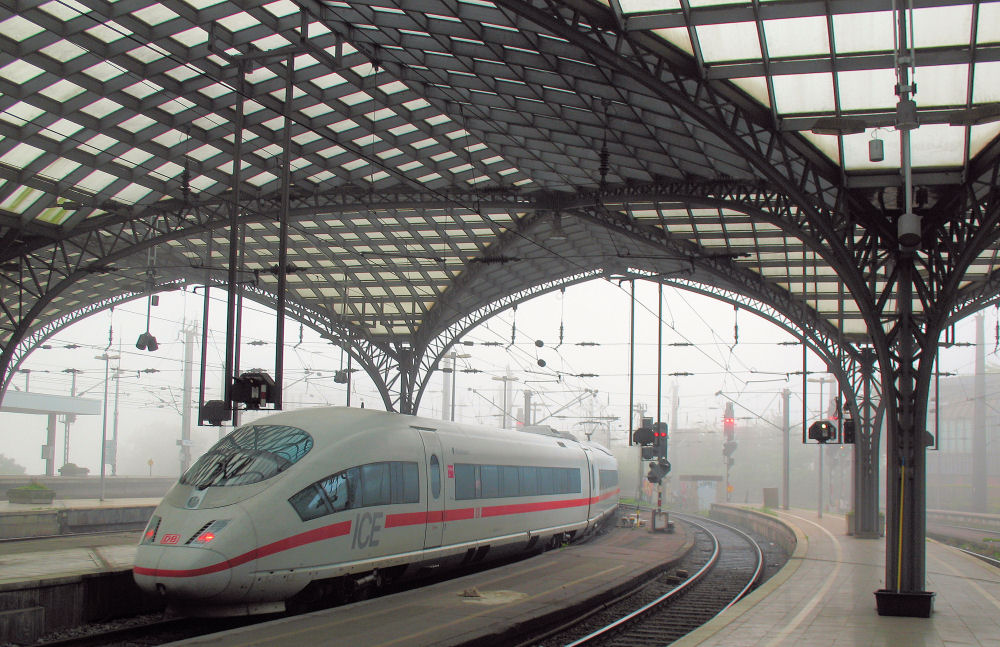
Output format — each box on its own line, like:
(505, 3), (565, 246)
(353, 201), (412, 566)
(1, 277), (992, 477)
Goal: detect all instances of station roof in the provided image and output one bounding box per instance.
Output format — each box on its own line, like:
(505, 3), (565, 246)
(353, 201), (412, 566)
(1, 0), (998, 371)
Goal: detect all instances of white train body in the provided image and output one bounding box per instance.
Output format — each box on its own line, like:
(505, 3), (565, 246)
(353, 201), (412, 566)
(133, 407), (619, 615)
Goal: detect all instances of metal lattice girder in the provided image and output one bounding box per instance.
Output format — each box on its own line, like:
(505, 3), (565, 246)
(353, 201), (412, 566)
(0, 278), (185, 394)
(413, 268), (604, 412)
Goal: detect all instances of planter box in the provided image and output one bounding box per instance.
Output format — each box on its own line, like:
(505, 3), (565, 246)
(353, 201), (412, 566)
(6, 488), (56, 504)
(875, 589), (935, 617)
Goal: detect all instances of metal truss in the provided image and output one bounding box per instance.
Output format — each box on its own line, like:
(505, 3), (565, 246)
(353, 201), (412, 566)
(411, 269), (605, 414)
(0, 278), (186, 398)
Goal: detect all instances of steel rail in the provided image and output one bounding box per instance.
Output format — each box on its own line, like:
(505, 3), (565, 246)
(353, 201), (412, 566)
(563, 512), (762, 647)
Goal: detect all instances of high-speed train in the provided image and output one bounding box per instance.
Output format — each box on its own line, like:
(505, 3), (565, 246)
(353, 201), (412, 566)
(133, 407), (619, 615)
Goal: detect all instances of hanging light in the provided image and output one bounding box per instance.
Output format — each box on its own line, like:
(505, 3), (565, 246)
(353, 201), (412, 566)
(869, 130), (885, 163)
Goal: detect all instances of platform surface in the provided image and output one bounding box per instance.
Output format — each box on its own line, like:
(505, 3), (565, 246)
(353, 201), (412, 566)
(675, 508), (1000, 647)
(170, 522), (692, 647)
(0, 498), (155, 585)
(0, 497), (163, 514)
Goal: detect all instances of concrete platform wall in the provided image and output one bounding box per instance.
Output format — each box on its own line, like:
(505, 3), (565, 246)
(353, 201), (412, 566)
(0, 506), (156, 540)
(0, 477), (174, 500)
(0, 571), (164, 644)
(709, 503), (797, 555)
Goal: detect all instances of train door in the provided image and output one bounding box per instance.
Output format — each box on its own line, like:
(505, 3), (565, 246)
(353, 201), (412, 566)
(416, 430), (446, 548)
(582, 447), (595, 523)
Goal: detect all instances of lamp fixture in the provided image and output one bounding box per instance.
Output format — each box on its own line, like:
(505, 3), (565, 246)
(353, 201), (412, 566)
(809, 117), (867, 135)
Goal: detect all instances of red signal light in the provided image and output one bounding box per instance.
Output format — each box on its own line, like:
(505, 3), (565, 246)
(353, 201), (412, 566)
(196, 531), (216, 544)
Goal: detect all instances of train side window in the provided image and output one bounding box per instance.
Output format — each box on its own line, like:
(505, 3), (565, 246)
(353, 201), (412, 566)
(554, 468), (569, 494)
(481, 464), (500, 498)
(454, 463), (476, 500)
(402, 462), (420, 503)
(430, 455), (441, 499)
(538, 467), (555, 495)
(568, 468), (581, 493)
(362, 462), (391, 506)
(390, 462), (404, 504)
(519, 467), (538, 496)
(288, 484), (330, 521)
(500, 466), (519, 498)
(318, 472), (352, 513)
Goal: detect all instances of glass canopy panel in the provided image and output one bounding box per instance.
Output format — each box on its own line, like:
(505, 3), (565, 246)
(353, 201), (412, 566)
(911, 6), (972, 48)
(908, 124), (966, 167)
(836, 69), (897, 112)
(912, 65), (968, 107)
(832, 11), (894, 54)
(972, 62), (1000, 102)
(696, 22), (761, 63)
(763, 17), (830, 58)
(979, 3), (1000, 43)
(771, 73), (834, 115)
(619, 0), (680, 11)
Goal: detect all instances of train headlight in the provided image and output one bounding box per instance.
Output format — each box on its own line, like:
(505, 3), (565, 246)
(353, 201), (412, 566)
(187, 519), (230, 545)
(141, 516), (161, 545)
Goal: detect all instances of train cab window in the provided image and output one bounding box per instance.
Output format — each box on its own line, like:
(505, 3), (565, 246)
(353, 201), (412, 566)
(182, 424), (313, 489)
(318, 471), (354, 513)
(362, 463), (390, 507)
(430, 455), (441, 499)
(288, 485), (330, 521)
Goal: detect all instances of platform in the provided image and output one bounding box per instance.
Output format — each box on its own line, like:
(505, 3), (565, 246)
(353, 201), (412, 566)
(0, 497), (161, 540)
(675, 508), (1000, 647)
(169, 522), (693, 647)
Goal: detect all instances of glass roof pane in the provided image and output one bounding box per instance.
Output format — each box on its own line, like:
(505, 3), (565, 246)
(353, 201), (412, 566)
(979, 3), (1000, 44)
(912, 6), (972, 48)
(837, 68), (897, 112)
(0, 60), (44, 85)
(842, 128), (894, 170)
(0, 102), (44, 127)
(973, 62), (1000, 102)
(913, 65), (968, 107)
(0, 186), (44, 214)
(764, 17), (829, 58)
(215, 11), (259, 32)
(40, 40), (87, 63)
(772, 73), (834, 114)
(0, 16), (45, 42)
(832, 11), (894, 54)
(696, 22), (761, 62)
(77, 169), (117, 193)
(971, 122), (1000, 158)
(653, 28), (693, 56)
(133, 3), (180, 26)
(38, 79), (85, 103)
(86, 21), (131, 44)
(909, 124), (966, 167)
(40, 158), (81, 181)
(733, 76), (771, 107)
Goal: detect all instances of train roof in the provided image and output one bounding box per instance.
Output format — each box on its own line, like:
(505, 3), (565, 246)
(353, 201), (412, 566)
(236, 406), (592, 450)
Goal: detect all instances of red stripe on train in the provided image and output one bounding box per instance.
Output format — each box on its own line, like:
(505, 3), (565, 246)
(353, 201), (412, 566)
(133, 520), (352, 578)
(135, 489), (619, 578)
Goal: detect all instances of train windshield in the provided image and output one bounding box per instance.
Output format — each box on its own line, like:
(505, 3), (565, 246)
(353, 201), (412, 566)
(181, 424), (314, 489)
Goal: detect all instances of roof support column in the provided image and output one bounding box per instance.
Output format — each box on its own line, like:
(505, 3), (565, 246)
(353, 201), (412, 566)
(880, 252), (937, 613)
(853, 348), (881, 538)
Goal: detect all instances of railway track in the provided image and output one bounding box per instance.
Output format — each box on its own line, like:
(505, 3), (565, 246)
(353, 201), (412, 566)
(525, 513), (765, 647)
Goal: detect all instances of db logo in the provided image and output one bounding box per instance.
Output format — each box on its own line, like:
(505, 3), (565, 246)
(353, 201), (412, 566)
(160, 534), (181, 545)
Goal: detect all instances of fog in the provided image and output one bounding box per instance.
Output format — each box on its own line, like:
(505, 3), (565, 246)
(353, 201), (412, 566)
(0, 278), (988, 488)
